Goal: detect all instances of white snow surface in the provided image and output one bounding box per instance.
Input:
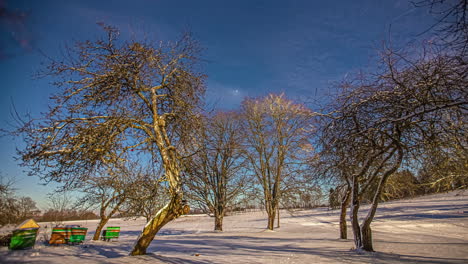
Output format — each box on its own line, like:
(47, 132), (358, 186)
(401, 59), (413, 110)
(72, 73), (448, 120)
(1, 190), (467, 263)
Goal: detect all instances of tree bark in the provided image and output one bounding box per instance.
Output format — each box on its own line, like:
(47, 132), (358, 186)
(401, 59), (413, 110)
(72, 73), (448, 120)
(350, 176), (362, 249)
(214, 207), (224, 231)
(93, 198), (124, 241)
(266, 201), (276, 230)
(93, 217), (109, 241)
(277, 207), (280, 228)
(360, 223), (373, 251)
(129, 122), (184, 256)
(267, 212), (275, 230)
(339, 187), (351, 239)
(130, 195), (184, 256)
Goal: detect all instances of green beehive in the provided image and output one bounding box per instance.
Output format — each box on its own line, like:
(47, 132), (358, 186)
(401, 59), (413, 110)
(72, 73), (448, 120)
(102, 226), (120, 241)
(9, 228), (39, 250)
(69, 227), (88, 244)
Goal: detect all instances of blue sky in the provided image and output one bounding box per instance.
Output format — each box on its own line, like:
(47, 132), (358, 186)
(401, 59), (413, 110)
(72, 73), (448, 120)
(0, 0), (435, 209)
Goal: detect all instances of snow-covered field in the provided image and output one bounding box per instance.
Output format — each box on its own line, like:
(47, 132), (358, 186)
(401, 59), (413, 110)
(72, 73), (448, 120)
(1, 190), (467, 263)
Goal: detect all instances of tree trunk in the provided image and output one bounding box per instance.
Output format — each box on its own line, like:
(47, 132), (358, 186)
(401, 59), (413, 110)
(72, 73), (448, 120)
(339, 187), (351, 239)
(267, 211), (275, 230)
(360, 223), (373, 251)
(359, 148), (403, 252)
(93, 217), (109, 240)
(359, 192), (380, 252)
(350, 202), (362, 249)
(130, 195), (184, 256)
(276, 207), (280, 228)
(350, 176), (362, 249)
(265, 199), (276, 230)
(129, 139), (184, 256)
(214, 211), (223, 231)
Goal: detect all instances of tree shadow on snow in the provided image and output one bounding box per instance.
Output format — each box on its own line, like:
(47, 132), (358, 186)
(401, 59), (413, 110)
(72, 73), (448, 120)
(121, 229), (198, 238)
(148, 235), (467, 264)
(147, 253), (212, 264)
(376, 212), (468, 220)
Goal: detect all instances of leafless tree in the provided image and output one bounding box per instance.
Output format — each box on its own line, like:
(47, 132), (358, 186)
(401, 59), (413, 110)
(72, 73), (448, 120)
(281, 183), (323, 209)
(13, 25), (206, 255)
(0, 175), (39, 226)
(319, 163), (352, 241)
(16, 197), (40, 220)
(75, 162), (138, 240)
(47, 191), (74, 226)
(0, 175), (16, 226)
(315, 118), (356, 239)
(184, 111), (247, 231)
(241, 94), (316, 230)
(320, 44), (467, 252)
(314, 0), (468, 248)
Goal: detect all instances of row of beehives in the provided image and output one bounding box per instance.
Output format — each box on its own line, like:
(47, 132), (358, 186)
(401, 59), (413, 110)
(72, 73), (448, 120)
(7, 226), (120, 250)
(49, 226), (121, 244)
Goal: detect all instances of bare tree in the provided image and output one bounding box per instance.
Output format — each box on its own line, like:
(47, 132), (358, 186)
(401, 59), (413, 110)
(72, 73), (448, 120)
(281, 182), (323, 209)
(0, 175), (39, 226)
(241, 94), (315, 230)
(184, 111), (247, 231)
(315, 117), (355, 239)
(47, 191), (74, 226)
(75, 163), (137, 241)
(313, 0), (467, 249)
(13, 25), (206, 255)
(16, 197), (40, 220)
(320, 44), (467, 252)
(0, 175), (16, 226)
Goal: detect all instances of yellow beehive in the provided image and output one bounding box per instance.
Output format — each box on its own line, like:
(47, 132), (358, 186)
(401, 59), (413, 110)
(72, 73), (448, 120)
(16, 219), (40, 229)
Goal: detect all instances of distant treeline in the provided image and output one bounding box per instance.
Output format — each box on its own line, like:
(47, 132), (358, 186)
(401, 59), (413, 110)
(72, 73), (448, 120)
(1, 177), (100, 227)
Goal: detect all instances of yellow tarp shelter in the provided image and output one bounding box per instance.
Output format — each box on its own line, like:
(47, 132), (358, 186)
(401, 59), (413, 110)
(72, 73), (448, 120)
(16, 219), (40, 229)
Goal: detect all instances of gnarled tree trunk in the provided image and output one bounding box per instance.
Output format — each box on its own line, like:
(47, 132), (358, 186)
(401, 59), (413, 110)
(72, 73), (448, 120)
(359, 149), (402, 251)
(130, 140), (184, 255)
(351, 147), (403, 251)
(130, 194), (185, 255)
